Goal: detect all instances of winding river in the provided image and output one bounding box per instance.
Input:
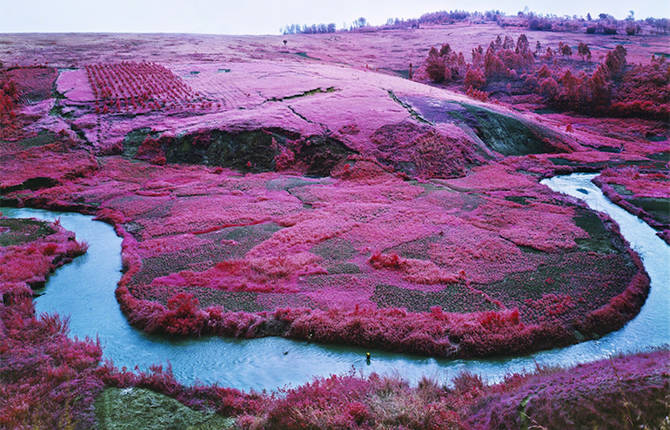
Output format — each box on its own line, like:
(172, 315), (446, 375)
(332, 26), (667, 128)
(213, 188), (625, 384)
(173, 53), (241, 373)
(1, 173), (668, 391)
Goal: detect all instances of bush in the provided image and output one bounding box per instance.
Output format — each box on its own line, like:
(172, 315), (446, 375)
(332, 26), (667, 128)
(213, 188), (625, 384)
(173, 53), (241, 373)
(425, 47), (446, 82)
(578, 42), (592, 61)
(425, 44), (467, 83)
(528, 18), (552, 31)
(466, 86), (488, 101)
(539, 77), (559, 99)
(558, 42), (572, 56)
(605, 45), (627, 80)
(0, 76), (19, 138)
(464, 67), (486, 89)
(484, 49), (510, 80)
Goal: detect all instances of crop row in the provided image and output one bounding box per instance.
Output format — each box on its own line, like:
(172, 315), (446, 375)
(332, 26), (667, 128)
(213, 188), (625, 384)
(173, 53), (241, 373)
(85, 62), (222, 114)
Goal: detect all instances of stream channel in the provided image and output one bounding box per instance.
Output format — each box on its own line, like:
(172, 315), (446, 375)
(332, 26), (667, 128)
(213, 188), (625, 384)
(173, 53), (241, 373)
(2, 173), (668, 391)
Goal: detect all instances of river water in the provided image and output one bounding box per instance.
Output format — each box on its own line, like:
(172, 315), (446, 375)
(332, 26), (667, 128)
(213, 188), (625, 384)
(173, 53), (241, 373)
(1, 173), (668, 391)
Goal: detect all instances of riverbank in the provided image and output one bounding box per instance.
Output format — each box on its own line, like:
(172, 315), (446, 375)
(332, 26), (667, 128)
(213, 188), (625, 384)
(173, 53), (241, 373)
(0, 218), (667, 428)
(1, 171), (667, 391)
(0, 145), (654, 360)
(1, 170), (669, 427)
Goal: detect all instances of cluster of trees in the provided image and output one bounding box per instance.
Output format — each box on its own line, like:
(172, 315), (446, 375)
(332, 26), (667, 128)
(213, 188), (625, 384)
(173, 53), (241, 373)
(531, 45), (669, 118)
(417, 9), (474, 24)
(383, 17), (420, 29)
(527, 16), (554, 31)
(281, 17), (370, 34)
(644, 17), (670, 34)
(281, 10), (510, 35)
(281, 9), (669, 36)
(422, 34), (669, 119)
(425, 44), (468, 83)
(426, 34), (534, 84)
(281, 22), (337, 34)
(586, 23), (621, 35)
(520, 10), (669, 35)
(380, 10), (505, 30)
(607, 54), (670, 118)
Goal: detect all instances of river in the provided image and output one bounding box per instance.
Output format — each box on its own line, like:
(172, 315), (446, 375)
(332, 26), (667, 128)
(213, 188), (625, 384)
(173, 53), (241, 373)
(1, 173), (668, 391)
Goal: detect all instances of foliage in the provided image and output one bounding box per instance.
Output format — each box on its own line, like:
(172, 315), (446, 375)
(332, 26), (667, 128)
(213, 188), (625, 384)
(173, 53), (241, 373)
(420, 34), (669, 119)
(0, 75), (19, 138)
(466, 350), (670, 429)
(425, 44), (467, 83)
(282, 23), (336, 35)
(0, 220), (97, 429)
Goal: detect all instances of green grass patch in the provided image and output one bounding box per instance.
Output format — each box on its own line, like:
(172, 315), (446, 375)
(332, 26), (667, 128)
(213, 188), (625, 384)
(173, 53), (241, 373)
(628, 197), (670, 225)
(573, 208), (619, 254)
(455, 103), (563, 156)
(371, 283), (497, 313)
(95, 387), (234, 430)
(0, 218), (55, 247)
(387, 90), (431, 124)
(266, 86), (337, 103)
(311, 237), (357, 262)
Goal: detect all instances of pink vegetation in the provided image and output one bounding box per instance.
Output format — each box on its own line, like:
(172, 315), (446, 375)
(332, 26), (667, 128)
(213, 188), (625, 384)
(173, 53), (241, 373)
(420, 34), (670, 120)
(466, 349), (670, 429)
(0, 218), (93, 428)
(594, 166), (670, 241)
(1, 145), (651, 358)
(0, 66), (59, 141)
(0, 76), (19, 138)
(0, 218), (88, 288)
(263, 350), (670, 429)
(0, 136), (98, 192)
(0, 198), (665, 430)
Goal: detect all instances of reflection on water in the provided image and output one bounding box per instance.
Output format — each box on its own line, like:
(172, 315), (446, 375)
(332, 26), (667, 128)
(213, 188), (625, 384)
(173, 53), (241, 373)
(1, 173), (668, 391)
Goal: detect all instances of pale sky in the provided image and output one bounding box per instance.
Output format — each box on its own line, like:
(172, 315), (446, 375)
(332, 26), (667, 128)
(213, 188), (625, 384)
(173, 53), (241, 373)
(1, 0), (668, 34)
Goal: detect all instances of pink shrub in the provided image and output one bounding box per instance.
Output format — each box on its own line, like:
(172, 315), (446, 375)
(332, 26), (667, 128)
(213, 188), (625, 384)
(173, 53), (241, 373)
(135, 136), (167, 165)
(466, 86), (488, 101)
(0, 219), (102, 429)
(466, 350), (670, 429)
(464, 67), (486, 89)
(368, 251), (460, 285)
(264, 372), (464, 429)
(0, 75), (19, 138)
